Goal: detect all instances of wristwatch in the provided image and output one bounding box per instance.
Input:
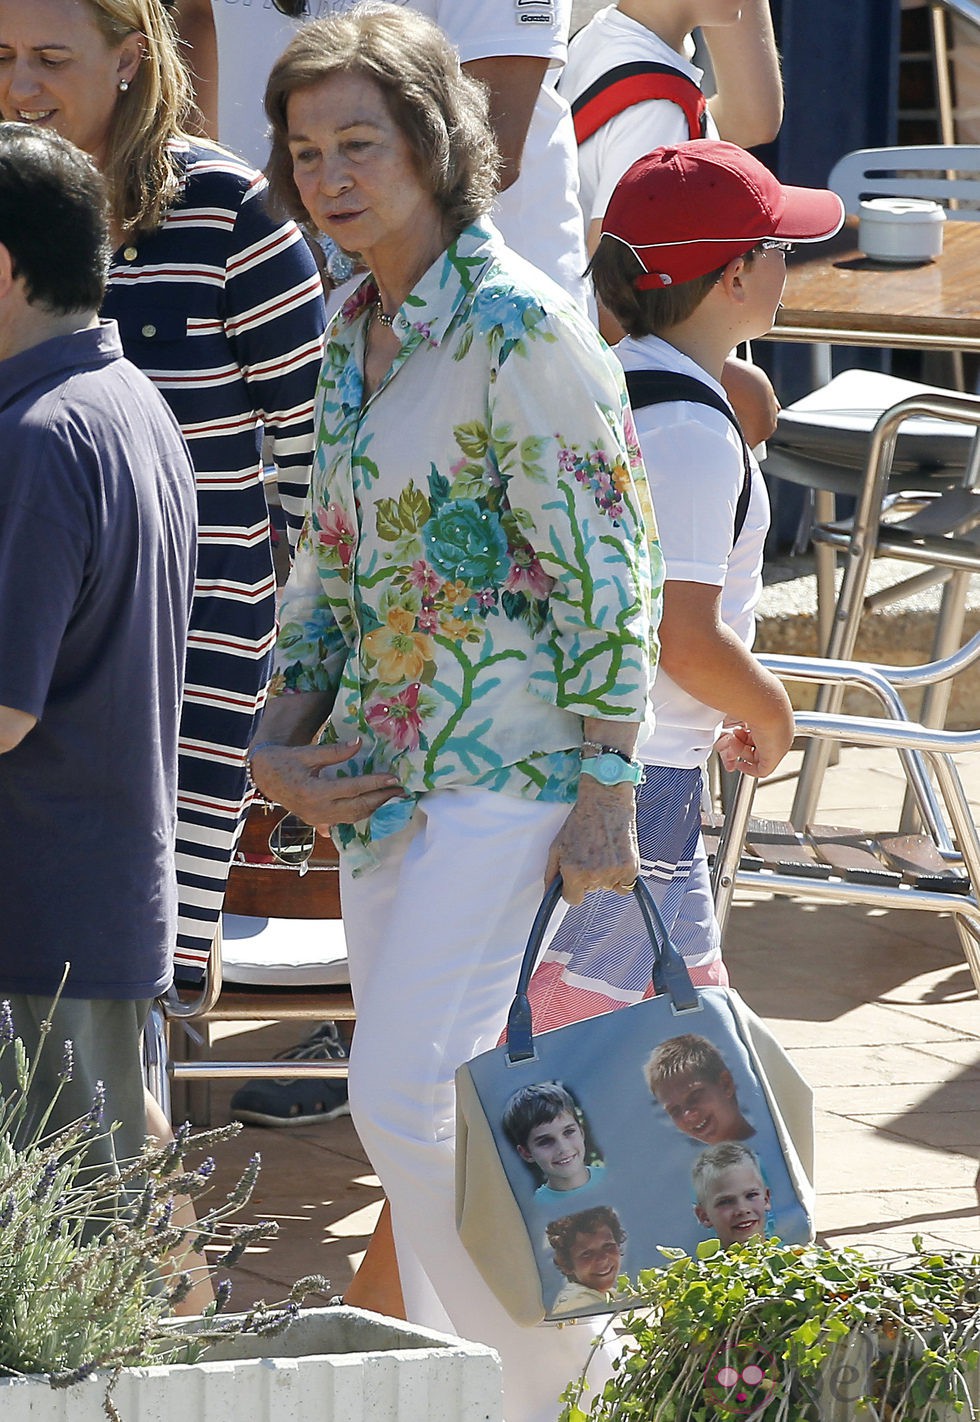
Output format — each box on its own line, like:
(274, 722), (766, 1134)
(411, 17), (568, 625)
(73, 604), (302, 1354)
(579, 746), (644, 786)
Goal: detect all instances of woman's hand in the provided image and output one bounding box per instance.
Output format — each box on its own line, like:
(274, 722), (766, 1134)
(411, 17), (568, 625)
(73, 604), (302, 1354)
(544, 779), (640, 906)
(251, 739), (405, 834)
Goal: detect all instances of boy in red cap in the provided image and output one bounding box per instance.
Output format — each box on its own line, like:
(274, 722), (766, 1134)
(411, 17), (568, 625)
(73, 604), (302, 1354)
(524, 141), (843, 1030)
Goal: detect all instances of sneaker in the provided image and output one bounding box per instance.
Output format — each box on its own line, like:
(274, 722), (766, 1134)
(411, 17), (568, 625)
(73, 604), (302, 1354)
(229, 1022), (351, 1127)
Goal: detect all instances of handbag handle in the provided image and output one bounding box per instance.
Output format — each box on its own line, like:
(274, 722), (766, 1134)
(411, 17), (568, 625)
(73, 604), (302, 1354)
(505, 876), (700, 1064)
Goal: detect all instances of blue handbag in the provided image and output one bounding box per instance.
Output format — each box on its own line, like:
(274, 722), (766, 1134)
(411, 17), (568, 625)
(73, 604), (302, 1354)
(456, 877), (814, 1326)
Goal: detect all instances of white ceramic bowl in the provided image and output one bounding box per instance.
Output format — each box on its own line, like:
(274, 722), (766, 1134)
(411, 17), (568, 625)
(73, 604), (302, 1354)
(857, 197), (946, 263)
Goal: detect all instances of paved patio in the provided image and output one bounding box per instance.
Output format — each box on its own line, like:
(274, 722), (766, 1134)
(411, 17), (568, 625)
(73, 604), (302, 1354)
(196, 738), (980, 1313)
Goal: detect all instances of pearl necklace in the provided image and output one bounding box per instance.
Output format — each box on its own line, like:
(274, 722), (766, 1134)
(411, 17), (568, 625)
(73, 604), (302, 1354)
(373, 302), (396, 328)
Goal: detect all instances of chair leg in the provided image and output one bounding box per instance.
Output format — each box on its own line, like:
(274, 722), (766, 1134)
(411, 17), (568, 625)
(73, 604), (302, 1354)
(168, 1018), (215, 1127)
(899, 567), (972, 831)
(813, 489), (838, 657)
(143, 1002), (172, 1121)
(712, 770), (759, 939)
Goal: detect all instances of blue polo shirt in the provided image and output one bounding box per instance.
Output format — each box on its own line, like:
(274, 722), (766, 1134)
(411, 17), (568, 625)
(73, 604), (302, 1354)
(0, 322), (197, 998)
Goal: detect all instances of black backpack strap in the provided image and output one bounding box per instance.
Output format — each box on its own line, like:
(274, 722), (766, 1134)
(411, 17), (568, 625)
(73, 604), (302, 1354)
(571, 62), (709, 146)
(624, 369), (752, 548)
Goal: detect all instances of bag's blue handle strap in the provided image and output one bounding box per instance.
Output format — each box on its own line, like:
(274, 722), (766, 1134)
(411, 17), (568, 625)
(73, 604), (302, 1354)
(506, 876), (699, 1064)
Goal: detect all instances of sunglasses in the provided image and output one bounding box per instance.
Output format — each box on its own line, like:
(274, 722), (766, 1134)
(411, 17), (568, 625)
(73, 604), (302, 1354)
(755, 239), (795, 256)
(271, 0), (308, 13)
(268, 813), (317, 873)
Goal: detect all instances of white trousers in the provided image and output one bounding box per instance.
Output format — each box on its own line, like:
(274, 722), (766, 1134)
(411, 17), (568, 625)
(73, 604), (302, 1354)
(340, 788), (611, 1422)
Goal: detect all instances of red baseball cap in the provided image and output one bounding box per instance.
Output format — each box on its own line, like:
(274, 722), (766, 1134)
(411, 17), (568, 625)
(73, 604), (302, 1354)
(601, 139), (845, 290)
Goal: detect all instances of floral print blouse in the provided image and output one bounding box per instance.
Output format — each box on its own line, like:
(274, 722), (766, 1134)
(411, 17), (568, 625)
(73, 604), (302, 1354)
(271, 220), (663, 869)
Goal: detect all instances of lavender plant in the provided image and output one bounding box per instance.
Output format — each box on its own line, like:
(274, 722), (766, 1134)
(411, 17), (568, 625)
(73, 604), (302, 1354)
(0, 999), (328, 1403)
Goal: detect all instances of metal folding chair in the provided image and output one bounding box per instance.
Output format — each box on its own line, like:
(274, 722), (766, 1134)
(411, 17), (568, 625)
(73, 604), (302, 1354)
(710, 638), (980, 996)
(826, 143), (980, 217)
(760, 147), (980, 808)
(784, 390), (980, 825)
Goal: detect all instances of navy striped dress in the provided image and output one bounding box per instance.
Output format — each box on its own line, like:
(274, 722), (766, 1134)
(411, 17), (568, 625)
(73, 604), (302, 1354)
(102, 141), (326, 975)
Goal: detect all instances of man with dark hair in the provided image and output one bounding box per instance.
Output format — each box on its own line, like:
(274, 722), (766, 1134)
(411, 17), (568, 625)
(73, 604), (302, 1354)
(0, 123), (197, 1169)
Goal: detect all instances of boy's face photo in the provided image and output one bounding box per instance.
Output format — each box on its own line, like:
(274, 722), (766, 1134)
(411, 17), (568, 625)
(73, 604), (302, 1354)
(695, 1163), (771, 1248)
(654, 1069), (746, 1145)
(518, 1109), (588, 1188)
(565, 1225), (622, 1294)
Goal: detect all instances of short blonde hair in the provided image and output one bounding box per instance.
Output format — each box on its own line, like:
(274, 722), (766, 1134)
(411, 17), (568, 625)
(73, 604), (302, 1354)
(691, 1142), (763, 1209)
(78, 0), (194, 234)
(264, 4), (499, 236)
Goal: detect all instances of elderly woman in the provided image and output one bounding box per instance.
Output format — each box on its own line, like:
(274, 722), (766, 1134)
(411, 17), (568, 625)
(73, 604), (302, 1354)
(0, 0), (326, 976)
(249, 8), (661, 1418)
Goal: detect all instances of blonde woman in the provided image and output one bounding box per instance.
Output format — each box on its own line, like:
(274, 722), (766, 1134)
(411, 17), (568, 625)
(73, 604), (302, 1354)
(0, 0), (326, 976)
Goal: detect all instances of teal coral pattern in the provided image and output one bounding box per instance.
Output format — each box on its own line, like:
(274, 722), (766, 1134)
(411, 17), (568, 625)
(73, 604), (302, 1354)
(272, 221), (663, 868)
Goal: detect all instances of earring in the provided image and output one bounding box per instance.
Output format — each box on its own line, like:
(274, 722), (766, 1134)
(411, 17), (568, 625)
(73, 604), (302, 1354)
(118, 79), (129, 92)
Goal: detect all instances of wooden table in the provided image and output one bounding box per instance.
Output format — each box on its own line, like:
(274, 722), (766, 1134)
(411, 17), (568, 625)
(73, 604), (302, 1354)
(766, 218), (980, 354)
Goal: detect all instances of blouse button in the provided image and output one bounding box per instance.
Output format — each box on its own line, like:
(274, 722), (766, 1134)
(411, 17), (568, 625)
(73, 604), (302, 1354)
(123, 246), (138, 261)
(141, 323), (157, 338)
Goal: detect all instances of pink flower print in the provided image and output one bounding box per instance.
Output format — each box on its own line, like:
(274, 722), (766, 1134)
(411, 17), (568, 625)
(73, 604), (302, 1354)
(365, 682), (424, 752)
(474, 588), (498, 611)
(341, 280), (378, 325)
(316, 503), (356, 567)
(408, 559), (442, 597)
(449, 457), (468, 478)
(505, 546), (554, 599)
(558, 448), (577, 473)
(418, 605), (438, 633)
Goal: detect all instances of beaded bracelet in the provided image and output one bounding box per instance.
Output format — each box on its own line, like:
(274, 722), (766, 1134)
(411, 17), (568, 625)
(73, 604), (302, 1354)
(580, 740), (638, 765)
(245, 740), (283, 808)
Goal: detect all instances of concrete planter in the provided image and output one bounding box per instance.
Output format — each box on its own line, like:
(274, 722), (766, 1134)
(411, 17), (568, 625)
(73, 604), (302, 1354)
(0, 1307), (502, 1422)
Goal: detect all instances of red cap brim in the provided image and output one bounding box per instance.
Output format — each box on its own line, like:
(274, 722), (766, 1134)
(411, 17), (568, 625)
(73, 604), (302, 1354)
(772, 184), (846, 243)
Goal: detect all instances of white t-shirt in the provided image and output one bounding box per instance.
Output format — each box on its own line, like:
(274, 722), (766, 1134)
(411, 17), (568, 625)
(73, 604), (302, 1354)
(212, 0), (588, 303)
(559, 5), (719, 226)
(617, 335), (770, 769)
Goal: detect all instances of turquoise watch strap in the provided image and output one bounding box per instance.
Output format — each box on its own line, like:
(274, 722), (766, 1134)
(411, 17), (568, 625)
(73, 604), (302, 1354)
(579, 752), (644, 786)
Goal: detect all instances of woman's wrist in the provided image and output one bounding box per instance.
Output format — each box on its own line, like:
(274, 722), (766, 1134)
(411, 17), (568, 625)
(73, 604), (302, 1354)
(245, 740), (285, 804)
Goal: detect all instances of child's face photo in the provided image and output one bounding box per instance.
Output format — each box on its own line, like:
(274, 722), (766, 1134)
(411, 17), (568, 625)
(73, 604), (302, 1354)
(566, 1225), (622, 1294)
(518, 1109), (588, 1189)
(654, 1070), (747, 1145)
(695, 1163), (771, 1248)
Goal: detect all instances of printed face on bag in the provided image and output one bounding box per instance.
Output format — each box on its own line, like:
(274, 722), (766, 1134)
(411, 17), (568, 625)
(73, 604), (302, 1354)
(694, 1162), (770, 1248)
(518, 1110), (588, 1190)
(653, 1071), (753, 1145)
(565, 1225), (622, 1293)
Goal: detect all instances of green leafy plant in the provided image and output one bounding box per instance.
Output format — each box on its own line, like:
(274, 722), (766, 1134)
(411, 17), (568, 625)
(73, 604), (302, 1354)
(561, 1235), (980, 1421)
(0, 998), (328, 1416)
